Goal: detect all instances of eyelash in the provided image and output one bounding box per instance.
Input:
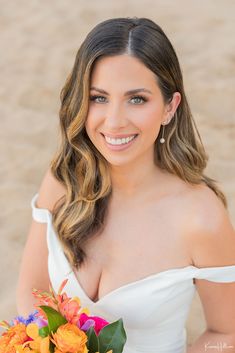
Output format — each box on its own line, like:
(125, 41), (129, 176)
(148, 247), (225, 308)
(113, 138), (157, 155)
(89, 95), (147, 104)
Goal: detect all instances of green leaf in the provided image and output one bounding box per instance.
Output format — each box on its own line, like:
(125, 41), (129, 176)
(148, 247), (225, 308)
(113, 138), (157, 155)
(39, 305), (67, 333)
(86, 326), (99, 353)
(38, 325), (49, 337)
(98, 318), (127, 353)
(38, 324), (55, 353)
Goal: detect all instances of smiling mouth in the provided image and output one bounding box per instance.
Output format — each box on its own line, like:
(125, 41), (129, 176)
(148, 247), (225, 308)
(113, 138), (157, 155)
(101, 133), (138, 143)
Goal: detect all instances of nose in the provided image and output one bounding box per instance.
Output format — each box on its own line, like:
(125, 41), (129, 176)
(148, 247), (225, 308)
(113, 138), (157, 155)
(104, 101), (126, 129)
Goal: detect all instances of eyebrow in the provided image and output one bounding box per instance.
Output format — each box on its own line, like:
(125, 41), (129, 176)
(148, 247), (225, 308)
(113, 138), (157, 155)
(90, 86), (152, 96)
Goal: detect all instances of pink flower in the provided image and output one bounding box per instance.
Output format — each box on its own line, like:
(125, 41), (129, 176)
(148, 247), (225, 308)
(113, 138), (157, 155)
(32, 279), (86, 326)
(59, 296), (83, 325)
(79, 313), (109, 335)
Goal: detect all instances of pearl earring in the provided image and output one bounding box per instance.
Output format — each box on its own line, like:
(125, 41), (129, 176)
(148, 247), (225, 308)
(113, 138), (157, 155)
(160, 115), (172, 144)
(160, 120), (169, 143)
(160, 125), (166, 144)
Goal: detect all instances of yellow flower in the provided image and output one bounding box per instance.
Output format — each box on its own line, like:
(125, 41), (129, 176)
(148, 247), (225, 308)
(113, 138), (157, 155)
(51, 323), (88, 353)
(0, 323), (28, 353)
(21, 323), (50, 353)
(15, 346), (32, 353)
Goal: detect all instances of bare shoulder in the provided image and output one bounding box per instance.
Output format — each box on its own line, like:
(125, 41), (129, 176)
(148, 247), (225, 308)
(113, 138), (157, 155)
(36, 167), (66, 212)
(181, 182), (229, 233)
(161, 173), (227, 224)
(180, 182), (235, 267)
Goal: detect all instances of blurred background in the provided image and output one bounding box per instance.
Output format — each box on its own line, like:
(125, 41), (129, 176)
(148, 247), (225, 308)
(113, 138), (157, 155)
(0, 0), (234, 345)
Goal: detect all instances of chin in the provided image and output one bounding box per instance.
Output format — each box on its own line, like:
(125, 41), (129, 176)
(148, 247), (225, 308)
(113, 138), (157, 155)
(105, 154), (139, 168)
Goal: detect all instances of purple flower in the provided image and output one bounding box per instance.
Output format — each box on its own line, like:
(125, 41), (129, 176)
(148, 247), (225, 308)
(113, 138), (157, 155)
(80, 319), (96, 331)
(34, 316), (48, 329)
(78, 313), (109, 335)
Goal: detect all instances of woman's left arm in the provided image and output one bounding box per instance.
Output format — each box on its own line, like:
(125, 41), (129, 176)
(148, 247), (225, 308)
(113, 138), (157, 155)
(186, 187), (235, 352)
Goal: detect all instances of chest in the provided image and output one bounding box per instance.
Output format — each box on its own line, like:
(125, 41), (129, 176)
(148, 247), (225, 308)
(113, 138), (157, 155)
(92, 202), (184, 263)
(74, 197), (191, 302)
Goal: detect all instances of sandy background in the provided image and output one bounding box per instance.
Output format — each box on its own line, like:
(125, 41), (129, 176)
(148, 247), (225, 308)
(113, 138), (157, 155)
(0, 0), (234, 345)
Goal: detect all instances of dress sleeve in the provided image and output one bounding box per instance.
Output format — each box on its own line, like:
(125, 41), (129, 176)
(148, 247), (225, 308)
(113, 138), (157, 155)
(31, 193), (51, 224)
(194, 265), (235, 283)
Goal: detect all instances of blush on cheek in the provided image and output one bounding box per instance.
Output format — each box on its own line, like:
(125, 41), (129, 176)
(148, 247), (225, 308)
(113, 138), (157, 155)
(138, 118), (161, 138)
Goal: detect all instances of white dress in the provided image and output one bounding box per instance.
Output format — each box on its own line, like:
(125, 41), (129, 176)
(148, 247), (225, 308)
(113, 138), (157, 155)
(31, 193), (235, 353)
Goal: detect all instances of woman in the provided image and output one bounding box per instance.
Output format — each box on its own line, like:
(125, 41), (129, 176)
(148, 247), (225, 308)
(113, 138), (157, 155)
(16, 17), (235, 353)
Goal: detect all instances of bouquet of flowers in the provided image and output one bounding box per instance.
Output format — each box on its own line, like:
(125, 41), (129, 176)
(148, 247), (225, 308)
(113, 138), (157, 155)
(0, 279), (127, 353)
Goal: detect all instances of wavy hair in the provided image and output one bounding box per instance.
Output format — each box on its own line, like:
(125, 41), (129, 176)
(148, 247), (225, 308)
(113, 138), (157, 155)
(50, 17), (227, 268)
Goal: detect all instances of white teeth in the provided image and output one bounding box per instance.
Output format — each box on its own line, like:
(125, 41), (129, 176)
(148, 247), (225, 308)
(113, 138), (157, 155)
(104, 135), (136, 145)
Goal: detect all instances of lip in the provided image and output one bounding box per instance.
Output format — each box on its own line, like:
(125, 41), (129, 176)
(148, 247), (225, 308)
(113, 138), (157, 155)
(101, 132), (138, 139)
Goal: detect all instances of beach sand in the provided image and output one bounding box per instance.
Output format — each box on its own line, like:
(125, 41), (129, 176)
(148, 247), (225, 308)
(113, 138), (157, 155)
(0, 0), (234, 345)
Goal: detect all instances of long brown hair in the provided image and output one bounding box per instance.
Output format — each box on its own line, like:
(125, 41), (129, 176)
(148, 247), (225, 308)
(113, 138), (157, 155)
(50, 17), (227, 268)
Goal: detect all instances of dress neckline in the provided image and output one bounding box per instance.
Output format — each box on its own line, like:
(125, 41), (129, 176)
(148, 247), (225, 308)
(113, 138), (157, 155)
(67, 264), (196, 305)
(65, 262), (235, 305)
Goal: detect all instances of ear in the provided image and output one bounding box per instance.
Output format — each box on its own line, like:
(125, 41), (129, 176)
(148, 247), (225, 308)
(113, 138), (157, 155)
(162, 92), (181, 124)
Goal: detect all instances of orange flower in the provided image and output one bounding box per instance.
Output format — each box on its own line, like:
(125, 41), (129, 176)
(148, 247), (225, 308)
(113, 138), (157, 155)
(51, 323), (88, 353)
(0, 323), (29, 353)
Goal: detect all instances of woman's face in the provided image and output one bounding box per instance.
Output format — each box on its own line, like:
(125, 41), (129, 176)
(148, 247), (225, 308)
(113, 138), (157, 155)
(85, 54), (180, 167)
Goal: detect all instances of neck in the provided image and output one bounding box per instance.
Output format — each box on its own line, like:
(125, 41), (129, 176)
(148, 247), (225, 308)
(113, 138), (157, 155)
(109, 156), (164, 200)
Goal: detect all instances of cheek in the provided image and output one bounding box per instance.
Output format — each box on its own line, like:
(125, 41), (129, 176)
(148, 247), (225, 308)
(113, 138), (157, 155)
(85, 106), (103, 132)
(85, 111), (98, 135)
(135, 106), (163, 135)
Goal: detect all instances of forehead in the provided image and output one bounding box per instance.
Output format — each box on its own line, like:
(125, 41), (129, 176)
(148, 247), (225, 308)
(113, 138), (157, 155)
(90, 54), (160, 93)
